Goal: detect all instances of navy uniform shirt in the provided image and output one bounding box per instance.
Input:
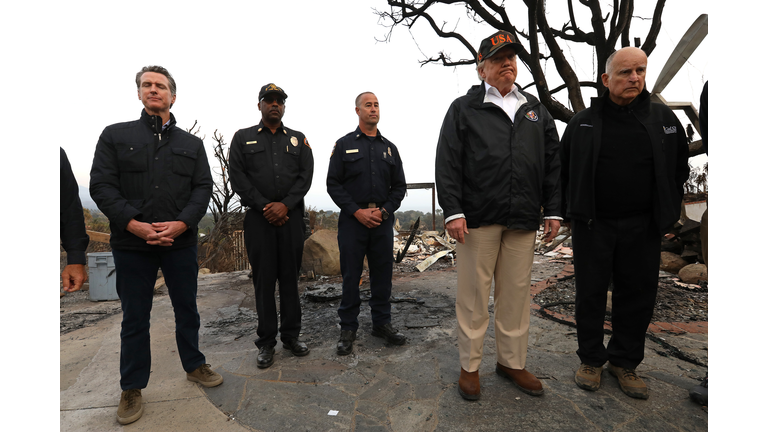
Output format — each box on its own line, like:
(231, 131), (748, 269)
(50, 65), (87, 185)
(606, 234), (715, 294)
(230, 121), (314, 211)
(326, 126), (406, 217)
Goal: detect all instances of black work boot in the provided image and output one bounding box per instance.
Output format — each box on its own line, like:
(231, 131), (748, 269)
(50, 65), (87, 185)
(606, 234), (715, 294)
(337, 330), (356, 355)
(371, 323), (406, 345)
(257, 345), (275, 369)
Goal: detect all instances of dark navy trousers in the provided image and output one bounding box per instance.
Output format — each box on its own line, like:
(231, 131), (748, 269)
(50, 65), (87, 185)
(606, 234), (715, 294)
(572, 213), (661, 370)
(243, 207), (304, 349)
(112, 245), (205, 391)
(337, 212), (394, 331)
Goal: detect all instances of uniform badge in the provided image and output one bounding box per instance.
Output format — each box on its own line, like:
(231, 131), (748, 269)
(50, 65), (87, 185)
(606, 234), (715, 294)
(291, 136), (299, 146)
(303, 137), (311, 149)
(525, 110), (538, 122)
(388, 147), (392, 157)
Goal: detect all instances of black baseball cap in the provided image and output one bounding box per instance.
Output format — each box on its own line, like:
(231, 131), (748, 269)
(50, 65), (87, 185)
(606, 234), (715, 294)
(477, 31), (524, 63)
(259, 83), (288, 101)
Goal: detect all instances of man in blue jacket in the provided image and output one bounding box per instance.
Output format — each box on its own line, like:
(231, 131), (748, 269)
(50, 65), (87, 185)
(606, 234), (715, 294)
(561, 47), (689, 400)
(435, 31), (562, 401)
(90, 66), (222, 425)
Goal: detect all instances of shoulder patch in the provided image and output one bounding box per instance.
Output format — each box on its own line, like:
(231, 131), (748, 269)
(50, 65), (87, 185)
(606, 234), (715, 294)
(525, 110), (538, 122)
(304, 137), (311, 149)
(330, 142), (336, 158)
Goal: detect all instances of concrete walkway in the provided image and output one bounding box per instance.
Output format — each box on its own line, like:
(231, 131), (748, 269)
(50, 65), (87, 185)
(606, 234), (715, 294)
(60, 266), (708, 431)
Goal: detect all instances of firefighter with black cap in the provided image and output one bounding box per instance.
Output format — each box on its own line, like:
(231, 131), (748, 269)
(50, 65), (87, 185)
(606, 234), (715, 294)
(230, 83), (314, 369)
(327, 91), (407, 356)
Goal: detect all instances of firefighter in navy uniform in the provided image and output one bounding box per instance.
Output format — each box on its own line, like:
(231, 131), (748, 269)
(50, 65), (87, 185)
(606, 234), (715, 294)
(327, 92), (407, 356)
(229, 83), (314, 369)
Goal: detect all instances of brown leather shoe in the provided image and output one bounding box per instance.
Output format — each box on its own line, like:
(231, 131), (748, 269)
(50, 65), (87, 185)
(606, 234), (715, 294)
(458, 368), (480, 401)
(495, 363), (544, 396)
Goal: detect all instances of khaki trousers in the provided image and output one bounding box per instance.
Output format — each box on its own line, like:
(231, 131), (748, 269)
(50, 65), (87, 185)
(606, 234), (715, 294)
(456, 225), (536, 372)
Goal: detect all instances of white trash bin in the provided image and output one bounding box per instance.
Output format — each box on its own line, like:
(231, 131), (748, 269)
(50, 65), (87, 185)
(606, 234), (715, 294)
(87, 252), (119, 301)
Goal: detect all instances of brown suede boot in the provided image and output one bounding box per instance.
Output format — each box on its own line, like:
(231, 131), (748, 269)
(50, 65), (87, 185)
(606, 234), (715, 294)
(495, 363), (544, 396)
(458, 368), (481, 401)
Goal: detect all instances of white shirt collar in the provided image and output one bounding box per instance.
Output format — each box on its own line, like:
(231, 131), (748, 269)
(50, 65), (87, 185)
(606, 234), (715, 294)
(483, 82), (526, 121)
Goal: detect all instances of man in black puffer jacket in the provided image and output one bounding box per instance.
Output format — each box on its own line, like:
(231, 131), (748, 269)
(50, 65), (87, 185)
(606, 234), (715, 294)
(561, 47), (689, 400)
(436, 31), (562, 402)
(90, 65), (221, 425)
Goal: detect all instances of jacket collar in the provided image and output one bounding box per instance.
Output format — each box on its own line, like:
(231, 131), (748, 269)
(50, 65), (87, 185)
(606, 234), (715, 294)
(353, 125), (385, 141)
(141, 109), (176, 133)
(468, 82), (529, 110)
(256, 120), (287, 135)
(591, 88), (651, 115)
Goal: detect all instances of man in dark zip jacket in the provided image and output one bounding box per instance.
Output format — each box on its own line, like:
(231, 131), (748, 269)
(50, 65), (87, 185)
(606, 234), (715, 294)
(560, 47), (689, 400)
(436, 31), (562, 401)
(90, 66), (221, 425)
(60, 147), (90, 293)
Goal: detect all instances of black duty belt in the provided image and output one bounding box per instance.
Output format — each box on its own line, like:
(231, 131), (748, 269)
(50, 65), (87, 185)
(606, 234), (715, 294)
(357, 202), (384, 209)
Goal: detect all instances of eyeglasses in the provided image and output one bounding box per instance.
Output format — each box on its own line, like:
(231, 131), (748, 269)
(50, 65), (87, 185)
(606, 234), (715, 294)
(260, 96), (285, 105)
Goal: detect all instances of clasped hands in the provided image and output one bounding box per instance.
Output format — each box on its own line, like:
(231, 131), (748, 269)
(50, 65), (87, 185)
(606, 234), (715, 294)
(263, 202), (289, 226)
(354, 208), (383, 229)
(127, 219), (188, 246)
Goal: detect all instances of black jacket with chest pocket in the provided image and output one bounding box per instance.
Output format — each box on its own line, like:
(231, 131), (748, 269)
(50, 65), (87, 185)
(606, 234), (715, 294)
(90, 110), (213, 251)
(435, 83), (562, 231)
(559, 89), (689, 234)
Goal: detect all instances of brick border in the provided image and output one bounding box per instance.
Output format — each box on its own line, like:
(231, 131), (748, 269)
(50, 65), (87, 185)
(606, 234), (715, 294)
(530, 264), (707, 335)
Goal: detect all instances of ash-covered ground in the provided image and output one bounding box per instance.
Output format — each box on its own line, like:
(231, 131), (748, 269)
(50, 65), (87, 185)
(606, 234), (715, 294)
(532, 272), (708, 323)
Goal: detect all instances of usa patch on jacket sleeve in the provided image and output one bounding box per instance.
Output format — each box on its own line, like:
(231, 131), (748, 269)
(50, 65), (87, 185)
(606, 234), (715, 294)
(663, 126), (677, 134)
(525, 110), (538, 122)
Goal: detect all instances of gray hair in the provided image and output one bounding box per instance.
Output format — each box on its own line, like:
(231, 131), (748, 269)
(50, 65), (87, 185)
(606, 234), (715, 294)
(135, 65), (177, 96)
(604, 51), (619, 76)
(355, 91), (376, 108)
(476, 60), (486, 81)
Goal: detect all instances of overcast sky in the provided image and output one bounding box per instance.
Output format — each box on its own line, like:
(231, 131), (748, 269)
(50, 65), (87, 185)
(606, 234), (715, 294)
(31, 0), (708, 214)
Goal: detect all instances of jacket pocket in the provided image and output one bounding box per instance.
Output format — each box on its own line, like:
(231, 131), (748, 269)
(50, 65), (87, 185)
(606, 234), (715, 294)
(172, 147), (198, 177)
(117, 144), (148, 172)
(243, 142), (266, 169)
(342, 152), (365, 177)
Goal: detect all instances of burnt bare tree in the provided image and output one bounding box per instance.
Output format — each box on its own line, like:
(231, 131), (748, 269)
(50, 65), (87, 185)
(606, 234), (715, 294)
(376, 0), (667, 123)
(187, 122), (246, 273)
(186, 121), (242, 222)
(208, 130), (242, 222)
